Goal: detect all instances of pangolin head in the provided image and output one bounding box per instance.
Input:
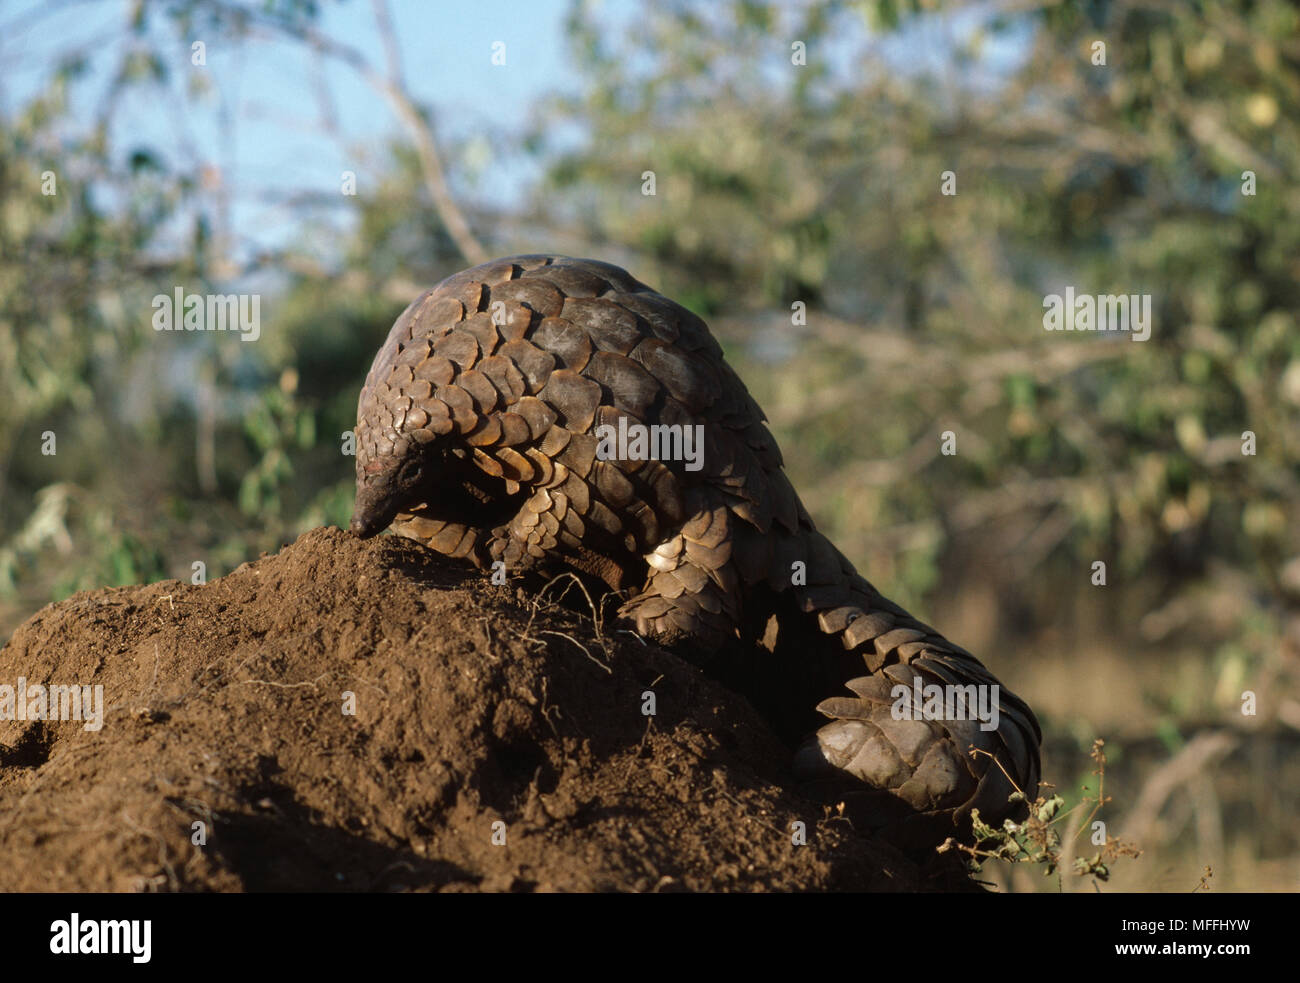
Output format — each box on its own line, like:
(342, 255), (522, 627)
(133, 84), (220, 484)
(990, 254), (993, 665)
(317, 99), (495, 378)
(350, 411), (434, 539)
(349, 290), (445, 539)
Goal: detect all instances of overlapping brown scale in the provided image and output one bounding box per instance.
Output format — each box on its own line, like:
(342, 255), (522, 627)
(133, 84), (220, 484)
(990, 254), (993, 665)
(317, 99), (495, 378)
(472, 447), (505, 478)
(652, 396), (693, 433)
(872, 627), (928, 658)
(843, 611), (896, 652)
(413, 353), (455, 387)
(364, 295), (424, 391)
(589, 460), (635, 508)
(524, 447), (554, 485)
(525, 488), (551, 513)
(433, 332), (479, 370)
(390, 394), (413, 431)
(469, 258), (522, 285)
(669, 562), (711, 595)
(497, 412), (533, 446)
(372, 294), (427, 374)
(743, 421), (786, 472)
(582, 352), (661, 420)
(629, 338), (717, 413)
(514, 395), (556, 438)
(477, 354), (527, 405)
(708, 560), (740, 596)
(532, 317), (593, 371)
(495, 446), (536, 482)
(691, 581), (724, 613)
(765, 532), (808, 590)
(565, 258), (646, 293)
(727, 494), (770, 533)
(465, 415), (502, 447)
(647, 540), (682, 572)
(538, 369), (602, 432)
(393, 513), (446, 541)
(606, 292), (680, 344)
(458, 312), (500, 355)
(486, 301), (535, 342)
(456, 369), (499, 414)
(764, 469), (802, 533)
(395, 337), (432, 368)
(549, 490), (569, 521)
(698, 425), (739, 479)
(434, 384), (479, 433)
(561, 297), (644, 354)
(433, 277), (484, 313)
(652, 569), (686, 600)
(801, 531), (846, 584)
(422, 399), (454, 436)
(555, 473), (589, 514)
(415, 296), (465, 337)
(510, 255), (559, 272)
(895, 640), (932, 660)
(436, 523), (477, 557)
(537, 511), (560, 547)
(528, 263), (607, 298)
(670, 306), (724, 358)
(487, 278), (565, 319)
(680, 505), (728, 548)
(583, 499), (622, 535)
(589, 406), (642, 474)
(405, 405), (430, 430)
(628, 594), (673, 621)
(555, 430), (598, 477)
(500, 340), (556, 394)
(684, 533), (732, 570)
(538, 424), (570, 458)
(638, 462), (684, 525)
(817, 605), (862, 634)
(560, 506), (585, 542)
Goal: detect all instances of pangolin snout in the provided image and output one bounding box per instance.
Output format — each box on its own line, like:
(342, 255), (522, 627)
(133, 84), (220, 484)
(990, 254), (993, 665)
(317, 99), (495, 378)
(350, 512), (381, 538)
(350, 485), (398, 538)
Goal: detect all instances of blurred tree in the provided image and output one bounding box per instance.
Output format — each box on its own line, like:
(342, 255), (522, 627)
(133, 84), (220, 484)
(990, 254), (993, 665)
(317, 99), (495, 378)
(528, 0), (1300, 662)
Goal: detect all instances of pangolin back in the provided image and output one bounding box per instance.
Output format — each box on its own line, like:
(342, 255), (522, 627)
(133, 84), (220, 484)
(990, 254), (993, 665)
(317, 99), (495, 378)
(351, 254), (1041, 841)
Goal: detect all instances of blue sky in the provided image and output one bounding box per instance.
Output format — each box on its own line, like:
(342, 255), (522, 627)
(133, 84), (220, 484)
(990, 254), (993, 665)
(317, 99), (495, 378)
(1, 0), (630, 261)
(0, 0), (1030, 267)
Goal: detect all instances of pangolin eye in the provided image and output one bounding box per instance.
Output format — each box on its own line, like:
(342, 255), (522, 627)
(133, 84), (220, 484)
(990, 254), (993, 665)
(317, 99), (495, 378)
(398, 458), (424, 484)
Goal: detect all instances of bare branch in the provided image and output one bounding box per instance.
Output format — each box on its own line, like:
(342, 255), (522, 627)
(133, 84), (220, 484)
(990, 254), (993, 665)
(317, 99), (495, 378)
(232, 1), (488, 266)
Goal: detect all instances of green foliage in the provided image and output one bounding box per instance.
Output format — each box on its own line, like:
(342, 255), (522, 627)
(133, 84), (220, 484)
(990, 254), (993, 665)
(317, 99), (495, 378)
(939, 741), (1141, 889)
(532, 0), (1298, 665)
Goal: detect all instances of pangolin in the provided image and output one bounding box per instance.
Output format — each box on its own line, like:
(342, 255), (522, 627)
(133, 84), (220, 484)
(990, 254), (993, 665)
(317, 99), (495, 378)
(350, 254), (1040, 842)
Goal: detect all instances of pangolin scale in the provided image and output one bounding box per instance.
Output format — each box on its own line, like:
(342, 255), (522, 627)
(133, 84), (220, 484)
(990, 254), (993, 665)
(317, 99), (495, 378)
(350, 254), (1040, 842)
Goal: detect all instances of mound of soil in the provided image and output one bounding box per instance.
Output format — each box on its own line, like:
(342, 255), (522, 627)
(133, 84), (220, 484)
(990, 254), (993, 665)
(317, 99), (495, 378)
(0, 526), (972, 892)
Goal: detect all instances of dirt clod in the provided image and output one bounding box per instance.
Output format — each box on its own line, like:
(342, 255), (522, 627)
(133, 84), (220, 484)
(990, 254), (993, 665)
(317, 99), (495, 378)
(0, 527), (971, 892)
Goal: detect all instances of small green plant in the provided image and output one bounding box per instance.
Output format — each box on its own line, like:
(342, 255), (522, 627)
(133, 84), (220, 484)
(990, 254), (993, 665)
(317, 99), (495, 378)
(938, 739), (1141, 889)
